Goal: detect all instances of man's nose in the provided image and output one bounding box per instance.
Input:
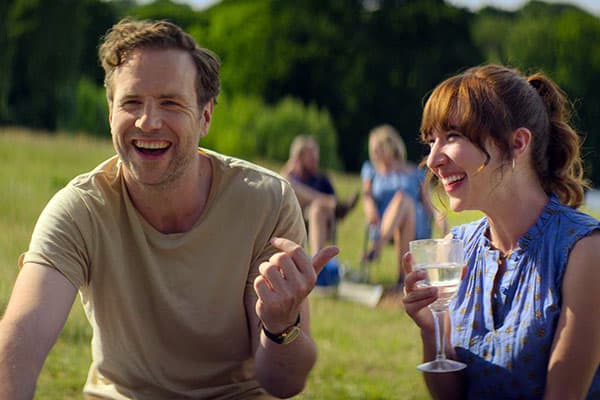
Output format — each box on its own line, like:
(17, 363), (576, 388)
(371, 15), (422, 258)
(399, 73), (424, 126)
(135, 102), (162, 131)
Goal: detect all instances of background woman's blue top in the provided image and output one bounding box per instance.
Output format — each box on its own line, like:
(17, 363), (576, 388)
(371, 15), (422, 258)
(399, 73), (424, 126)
(360, 161), (431, 239)
(450, 195), (600, 399)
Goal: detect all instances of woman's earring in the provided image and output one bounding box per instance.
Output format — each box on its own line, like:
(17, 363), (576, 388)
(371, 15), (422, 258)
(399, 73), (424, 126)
(512, 158), (516, 170)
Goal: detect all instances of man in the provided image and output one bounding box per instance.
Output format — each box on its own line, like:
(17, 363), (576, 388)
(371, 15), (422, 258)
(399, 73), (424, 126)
(0, 19), (337, 399)
(281, 135), (358, 255)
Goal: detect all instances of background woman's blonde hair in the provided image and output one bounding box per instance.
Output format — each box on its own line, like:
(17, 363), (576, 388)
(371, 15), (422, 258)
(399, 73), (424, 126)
(368, 124), (407, 167)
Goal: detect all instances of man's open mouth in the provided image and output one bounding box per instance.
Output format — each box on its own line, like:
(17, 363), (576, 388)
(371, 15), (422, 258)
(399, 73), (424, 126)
(133, 139), (171, 155)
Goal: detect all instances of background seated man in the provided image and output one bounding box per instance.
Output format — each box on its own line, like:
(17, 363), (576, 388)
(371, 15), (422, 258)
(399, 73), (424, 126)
(281, 135), (358, 255)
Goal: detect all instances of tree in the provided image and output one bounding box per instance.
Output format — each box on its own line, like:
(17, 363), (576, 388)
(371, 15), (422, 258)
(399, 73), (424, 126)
(193, 0), (481, 170)
(0, 0), (16, 123)
(473, 1), (600, 185)
(8, 0), (89, 129)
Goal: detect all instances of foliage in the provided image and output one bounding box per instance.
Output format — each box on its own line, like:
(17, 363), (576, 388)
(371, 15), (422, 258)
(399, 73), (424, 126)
(7, 0), (89, 129)
(254, 97), (340, 169)
(471, 1), (600, 184)
(202, 94), (264, 159)
(205, 95), (339, 168)
(0, 0), (16, 123)
(58, 77), (110, 137)
(126, 0), (200, 30)
(0, 0), (599, 185)
(193, 0), (481, 171)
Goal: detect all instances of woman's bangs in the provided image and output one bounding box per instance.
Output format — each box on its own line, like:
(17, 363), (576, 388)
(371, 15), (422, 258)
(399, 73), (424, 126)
(421, 78), (469, 141)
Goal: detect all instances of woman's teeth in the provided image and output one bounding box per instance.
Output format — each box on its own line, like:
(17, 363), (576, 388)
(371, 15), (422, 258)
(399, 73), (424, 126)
(442, 174), (465, 185)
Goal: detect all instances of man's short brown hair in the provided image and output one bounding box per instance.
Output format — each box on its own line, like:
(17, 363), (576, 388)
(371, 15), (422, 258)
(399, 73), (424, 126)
(99, 18), (220, 107)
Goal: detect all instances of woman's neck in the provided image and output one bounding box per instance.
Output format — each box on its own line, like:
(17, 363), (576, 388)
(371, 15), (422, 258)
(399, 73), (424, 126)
(484, 184), (548, 254)
(377, 158), (405, 174)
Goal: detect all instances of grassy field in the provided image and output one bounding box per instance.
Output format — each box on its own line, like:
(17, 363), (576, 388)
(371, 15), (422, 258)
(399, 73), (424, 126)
(1, 127), (597, 399)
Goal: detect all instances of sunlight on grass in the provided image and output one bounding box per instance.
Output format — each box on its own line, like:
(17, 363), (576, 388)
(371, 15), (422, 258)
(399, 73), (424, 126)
(2, 127), (597, 399)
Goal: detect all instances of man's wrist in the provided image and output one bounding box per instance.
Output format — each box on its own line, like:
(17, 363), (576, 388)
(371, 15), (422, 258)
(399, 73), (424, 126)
(262, 314), (301, 345)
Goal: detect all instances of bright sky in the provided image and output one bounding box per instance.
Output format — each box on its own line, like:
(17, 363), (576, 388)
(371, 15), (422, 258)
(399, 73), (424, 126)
(173, 0), (600, 15)
(447, 0), (600, 14)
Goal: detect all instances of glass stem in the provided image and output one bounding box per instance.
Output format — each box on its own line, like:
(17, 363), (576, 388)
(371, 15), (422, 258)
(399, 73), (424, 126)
(431, 308), (447, 362)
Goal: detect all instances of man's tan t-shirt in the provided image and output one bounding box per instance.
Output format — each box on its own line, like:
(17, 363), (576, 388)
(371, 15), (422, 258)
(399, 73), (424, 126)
(21, 149), (306, 399)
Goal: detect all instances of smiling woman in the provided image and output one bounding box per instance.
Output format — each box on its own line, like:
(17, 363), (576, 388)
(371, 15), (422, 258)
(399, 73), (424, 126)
(403, 64), (600, 400)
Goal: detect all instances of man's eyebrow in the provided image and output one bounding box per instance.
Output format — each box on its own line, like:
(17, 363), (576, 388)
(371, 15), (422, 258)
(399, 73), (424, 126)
(117, 93), (185, 101)
(118, 93), (139, 100)
(158, 94), (185, 100)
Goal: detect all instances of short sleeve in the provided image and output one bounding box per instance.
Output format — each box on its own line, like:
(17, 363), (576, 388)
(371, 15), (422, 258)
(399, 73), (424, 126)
(416, 167), (427, 185)
(360, 161), (375, 183)
(20, 187), (91, 289)
(245, 178), (307, 289)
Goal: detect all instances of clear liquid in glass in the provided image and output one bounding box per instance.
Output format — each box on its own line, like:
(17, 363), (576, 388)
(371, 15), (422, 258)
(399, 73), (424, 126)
(416, 262), (462, 311)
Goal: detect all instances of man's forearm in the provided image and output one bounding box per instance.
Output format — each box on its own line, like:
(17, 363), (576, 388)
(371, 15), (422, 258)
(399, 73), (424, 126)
(254, 331), (317, 398)
(0, 321), (39, 399)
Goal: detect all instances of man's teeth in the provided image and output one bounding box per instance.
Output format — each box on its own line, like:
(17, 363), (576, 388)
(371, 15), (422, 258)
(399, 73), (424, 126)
(442, 175), (464, 184)
(134, 140), (169, 150)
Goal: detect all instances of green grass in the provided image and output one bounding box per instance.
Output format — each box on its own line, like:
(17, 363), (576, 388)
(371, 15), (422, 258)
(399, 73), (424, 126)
(1, 126), (598, 399)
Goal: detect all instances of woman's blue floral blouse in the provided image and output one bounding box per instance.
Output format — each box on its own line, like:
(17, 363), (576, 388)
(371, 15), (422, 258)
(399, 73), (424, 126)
(450, 195), (600, 399)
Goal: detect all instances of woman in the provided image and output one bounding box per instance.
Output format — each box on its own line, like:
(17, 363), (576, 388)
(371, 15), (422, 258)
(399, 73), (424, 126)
(361, 124), (446, 287)
(403, 64), (600, 399)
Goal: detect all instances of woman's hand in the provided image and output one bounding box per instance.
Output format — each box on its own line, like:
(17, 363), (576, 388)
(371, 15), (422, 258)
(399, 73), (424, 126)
(402, 252), (438, 334)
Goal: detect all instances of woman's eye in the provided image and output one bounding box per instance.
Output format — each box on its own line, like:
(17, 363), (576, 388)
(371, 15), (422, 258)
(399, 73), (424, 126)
(447, 131), (463, 141)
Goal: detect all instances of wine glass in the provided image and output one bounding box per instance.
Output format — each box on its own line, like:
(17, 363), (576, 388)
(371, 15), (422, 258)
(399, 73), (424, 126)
(409, 238), (466, 373)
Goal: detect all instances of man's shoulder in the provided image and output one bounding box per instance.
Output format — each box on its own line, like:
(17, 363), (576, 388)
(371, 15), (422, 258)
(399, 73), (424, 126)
(57, 155), (121, 210)
(202, 148), (288, 187)
(68, 155), (120, 190)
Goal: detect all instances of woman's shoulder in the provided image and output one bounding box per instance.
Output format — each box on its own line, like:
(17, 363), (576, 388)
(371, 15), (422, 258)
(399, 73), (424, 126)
(451, 217), (488, 242)
(360, 160), (376, 178)
(542, 198), (600, 243)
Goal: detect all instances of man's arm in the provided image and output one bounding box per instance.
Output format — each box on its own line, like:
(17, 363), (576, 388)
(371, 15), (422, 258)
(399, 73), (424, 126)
(0, 263), (77, 399)
(246, 238), (337, 398)
(287, 178), (336, 211)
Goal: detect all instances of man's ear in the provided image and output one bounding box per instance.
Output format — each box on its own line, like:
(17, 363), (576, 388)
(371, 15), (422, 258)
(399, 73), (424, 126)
(107, 95), (113, 125)
(199, 99), (215, 138)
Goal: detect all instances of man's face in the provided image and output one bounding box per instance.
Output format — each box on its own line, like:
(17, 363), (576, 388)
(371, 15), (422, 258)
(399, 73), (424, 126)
(300, 145), (319, 175)
(108, 48), (213, 188)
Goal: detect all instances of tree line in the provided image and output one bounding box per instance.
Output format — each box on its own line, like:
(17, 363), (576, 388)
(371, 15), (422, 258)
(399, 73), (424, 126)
(1, 0), (599, 185)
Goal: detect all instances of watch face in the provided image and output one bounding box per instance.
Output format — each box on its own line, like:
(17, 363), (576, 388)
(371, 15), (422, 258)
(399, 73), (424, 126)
(281, 326), (301, 345)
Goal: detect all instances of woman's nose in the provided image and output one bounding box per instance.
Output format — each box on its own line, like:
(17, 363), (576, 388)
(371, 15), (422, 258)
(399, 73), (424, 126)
(426, 141), (447, 170)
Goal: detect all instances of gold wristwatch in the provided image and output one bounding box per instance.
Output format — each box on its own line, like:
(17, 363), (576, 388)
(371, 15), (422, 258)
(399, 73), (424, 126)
(262, 314), (301, 345)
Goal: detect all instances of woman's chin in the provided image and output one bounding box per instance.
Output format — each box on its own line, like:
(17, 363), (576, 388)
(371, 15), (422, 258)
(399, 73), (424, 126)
(448, 197), (467, 213)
